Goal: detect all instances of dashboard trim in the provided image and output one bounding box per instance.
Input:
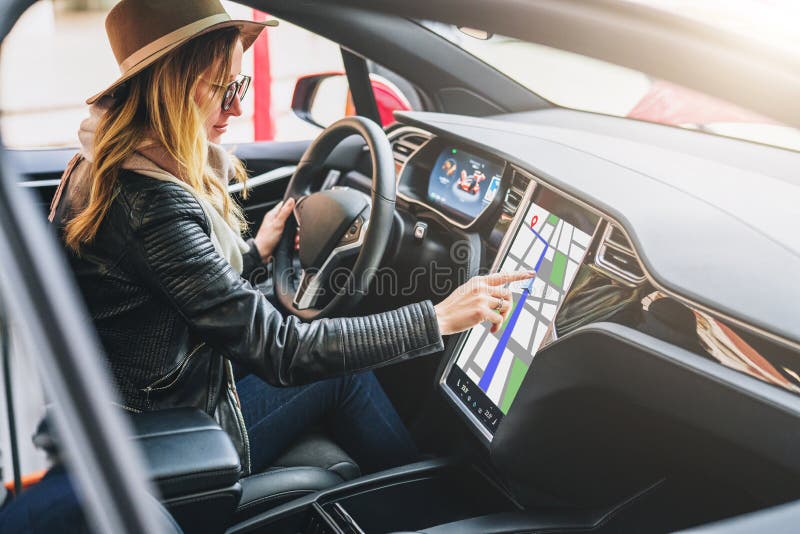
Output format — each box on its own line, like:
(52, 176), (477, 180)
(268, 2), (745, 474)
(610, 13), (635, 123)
(19, 178), (62, 189)
(229, 165), (296, 194)
(389, 125), (432, 167)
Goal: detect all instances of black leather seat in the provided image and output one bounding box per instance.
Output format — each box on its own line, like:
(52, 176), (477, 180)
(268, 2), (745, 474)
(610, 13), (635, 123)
(34, 408), (359, 528)
(271, 431), (361, 481)
(133, 411), (362, 526)
(235, 431), (361, 522)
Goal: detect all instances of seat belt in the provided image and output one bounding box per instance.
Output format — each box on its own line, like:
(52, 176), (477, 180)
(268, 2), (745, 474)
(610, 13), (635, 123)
(47, 153), (83, 223)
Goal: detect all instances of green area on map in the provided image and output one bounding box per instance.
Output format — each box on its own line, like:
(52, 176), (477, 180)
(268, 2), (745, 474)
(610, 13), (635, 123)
(500, 357), (529, 414)
(550, 251), (567, 288)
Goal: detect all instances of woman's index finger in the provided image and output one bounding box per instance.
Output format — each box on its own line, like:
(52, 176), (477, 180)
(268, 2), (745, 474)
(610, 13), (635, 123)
(485, 270), (536, 286)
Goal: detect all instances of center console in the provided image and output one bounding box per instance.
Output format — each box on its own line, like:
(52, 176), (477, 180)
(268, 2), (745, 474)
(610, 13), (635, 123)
(230, 456), (660, 534)
(228, 459), (519, 533)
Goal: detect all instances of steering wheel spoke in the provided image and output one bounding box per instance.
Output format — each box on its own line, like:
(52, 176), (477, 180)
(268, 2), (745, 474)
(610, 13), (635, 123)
(292, 269), (321, 310)
(292, 214), (369, 310)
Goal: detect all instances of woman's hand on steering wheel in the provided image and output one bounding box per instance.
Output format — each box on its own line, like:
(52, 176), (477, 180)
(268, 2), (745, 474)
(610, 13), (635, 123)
(254, 197), (296, 262)
(434, 271), (536, 336)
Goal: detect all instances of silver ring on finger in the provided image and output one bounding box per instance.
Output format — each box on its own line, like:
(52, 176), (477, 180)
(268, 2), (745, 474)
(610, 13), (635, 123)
(494, 297), (504, 312)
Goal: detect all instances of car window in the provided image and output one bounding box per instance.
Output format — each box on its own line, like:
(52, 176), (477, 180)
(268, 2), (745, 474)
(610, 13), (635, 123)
(0, 288), (141, 531)
(0, 298), (72, 526)
(420, 20), (800, 152)
(0, 1), (418, 149)
(0, 318), (48, 487)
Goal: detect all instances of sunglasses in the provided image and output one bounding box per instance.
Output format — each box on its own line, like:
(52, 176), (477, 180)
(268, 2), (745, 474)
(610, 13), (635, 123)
(206, 74), (252, 111)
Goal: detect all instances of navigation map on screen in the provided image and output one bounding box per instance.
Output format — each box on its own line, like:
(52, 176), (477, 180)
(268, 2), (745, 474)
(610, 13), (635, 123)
(453, 200), (594, 421)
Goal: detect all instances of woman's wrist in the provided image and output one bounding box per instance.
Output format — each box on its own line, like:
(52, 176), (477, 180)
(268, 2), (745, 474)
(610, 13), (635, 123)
(432, 271), (536, 338)
(253, 198), (295, 264)
(252, 237), (271, 263)
(434, 302), (454, 336)
(246, 238), (270, 265)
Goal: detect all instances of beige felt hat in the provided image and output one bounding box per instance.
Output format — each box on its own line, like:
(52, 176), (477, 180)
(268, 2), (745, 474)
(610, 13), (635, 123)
(86, 0), (277, 104)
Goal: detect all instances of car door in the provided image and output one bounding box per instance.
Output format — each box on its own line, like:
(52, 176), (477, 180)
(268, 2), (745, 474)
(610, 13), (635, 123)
(2, 7), (376, 229)
(5, 1), (547, 225)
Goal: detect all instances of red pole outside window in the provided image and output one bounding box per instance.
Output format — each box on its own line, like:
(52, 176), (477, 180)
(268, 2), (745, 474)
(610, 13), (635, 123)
(252, 10), (274, 141)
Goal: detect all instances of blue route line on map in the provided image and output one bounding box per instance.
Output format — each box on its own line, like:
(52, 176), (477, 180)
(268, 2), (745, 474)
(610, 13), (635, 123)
(478, 224), (549, 392)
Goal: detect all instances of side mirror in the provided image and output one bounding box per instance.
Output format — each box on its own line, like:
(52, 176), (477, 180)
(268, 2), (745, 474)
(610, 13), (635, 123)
(291, 72), (351, 129)
(292, 72), (413, 129)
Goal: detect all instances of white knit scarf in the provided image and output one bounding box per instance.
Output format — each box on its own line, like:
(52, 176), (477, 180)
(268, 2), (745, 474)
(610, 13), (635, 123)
(77, 97), (249, 273)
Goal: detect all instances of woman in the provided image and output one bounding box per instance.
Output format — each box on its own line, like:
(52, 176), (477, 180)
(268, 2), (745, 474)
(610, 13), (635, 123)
(50, 0), (532, 476)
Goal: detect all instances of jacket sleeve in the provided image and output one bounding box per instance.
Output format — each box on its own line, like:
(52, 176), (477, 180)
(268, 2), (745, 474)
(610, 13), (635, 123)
(127, 182), (444, 386)
(240, 237), (267, 283)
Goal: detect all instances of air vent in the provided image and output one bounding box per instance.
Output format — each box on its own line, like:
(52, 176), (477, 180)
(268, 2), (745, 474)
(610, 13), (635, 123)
(390, 128), (431, 170)
(511, 171), (529, 191)
(607, 225), (631, 251)
(503, 190), (522, 214)
(503, 170), (529, 215)
(403, 134), (428, 145)
(595, 224), (646, 284)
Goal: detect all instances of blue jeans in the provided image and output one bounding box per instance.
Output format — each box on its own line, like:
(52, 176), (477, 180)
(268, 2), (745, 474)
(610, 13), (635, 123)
(236, 372), (418, 474)
(0, 466), (89, 534)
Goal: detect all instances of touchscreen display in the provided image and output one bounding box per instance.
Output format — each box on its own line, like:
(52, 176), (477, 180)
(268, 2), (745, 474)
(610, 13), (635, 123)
(445, 192), (597, 435)
(427, 147), (503, 220)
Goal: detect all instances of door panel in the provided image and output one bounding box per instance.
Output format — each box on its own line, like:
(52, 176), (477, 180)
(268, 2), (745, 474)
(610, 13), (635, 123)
(8, 148), (75, 213)
(232, 165), (296, 235)
(233, 140), (310, 234)
(12, 136), (371, 239)
(10, 141), (313, 220)
(234, 136), (369, 234)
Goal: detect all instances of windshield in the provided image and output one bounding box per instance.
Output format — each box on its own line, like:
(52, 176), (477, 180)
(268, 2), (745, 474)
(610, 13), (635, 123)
(626, 0), (800, 52)
(420, 4), (800, 152)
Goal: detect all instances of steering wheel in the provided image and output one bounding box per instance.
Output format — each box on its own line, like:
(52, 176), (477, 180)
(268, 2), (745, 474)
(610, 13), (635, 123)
(273, 116), (396, 320)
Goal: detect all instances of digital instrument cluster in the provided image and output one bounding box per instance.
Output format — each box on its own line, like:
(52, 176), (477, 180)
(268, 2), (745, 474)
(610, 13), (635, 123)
(396, 140), (506, 227)
(426, 147), (503, 220)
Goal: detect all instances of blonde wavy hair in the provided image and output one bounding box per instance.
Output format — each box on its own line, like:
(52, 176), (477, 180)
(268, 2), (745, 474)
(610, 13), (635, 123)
(65, 27), (249, 252)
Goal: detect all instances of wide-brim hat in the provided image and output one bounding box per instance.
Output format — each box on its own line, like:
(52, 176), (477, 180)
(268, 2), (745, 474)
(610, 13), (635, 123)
(87, 0), (277, 104)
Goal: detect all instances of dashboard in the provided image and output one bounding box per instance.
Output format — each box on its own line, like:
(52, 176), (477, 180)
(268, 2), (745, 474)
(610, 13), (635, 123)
(385, 115), (800, 451)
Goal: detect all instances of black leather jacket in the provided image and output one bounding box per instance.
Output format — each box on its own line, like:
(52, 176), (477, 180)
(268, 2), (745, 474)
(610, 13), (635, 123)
(52, 168), (444, 473)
